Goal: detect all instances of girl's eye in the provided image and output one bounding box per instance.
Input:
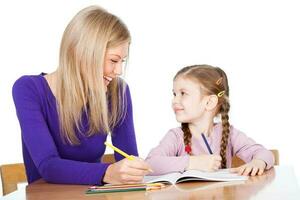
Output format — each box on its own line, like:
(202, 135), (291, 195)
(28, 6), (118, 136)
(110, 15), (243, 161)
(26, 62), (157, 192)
(181, 91), (185, 96)
(173, 92), (176, 97)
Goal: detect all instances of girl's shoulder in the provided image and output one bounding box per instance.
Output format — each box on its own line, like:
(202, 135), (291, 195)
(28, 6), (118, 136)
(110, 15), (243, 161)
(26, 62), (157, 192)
(164, 127), (184, 140)
(213, 123), (245, 137)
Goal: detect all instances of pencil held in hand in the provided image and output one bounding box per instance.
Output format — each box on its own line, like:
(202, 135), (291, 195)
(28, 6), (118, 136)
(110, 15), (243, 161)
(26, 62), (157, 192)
(104, 142), (134, 160)
(104, 142), (153, 173)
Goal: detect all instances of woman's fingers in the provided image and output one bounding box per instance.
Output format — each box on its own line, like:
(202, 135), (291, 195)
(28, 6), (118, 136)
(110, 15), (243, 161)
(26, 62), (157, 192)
(122, 165), (150, 176)
(120, 157), (153, 177)
(119, 173), (144, 183)
(128, 157), (152, 171)
(104, 157), (153, 184)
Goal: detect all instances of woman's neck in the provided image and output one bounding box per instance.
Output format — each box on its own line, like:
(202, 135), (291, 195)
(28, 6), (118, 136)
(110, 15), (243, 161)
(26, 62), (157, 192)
(44, 71), (58, 98)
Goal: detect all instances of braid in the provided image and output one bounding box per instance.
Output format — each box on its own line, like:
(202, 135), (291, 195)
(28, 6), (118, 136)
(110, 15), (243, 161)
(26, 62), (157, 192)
(182, 123), (192, 155)
(220, 101), (230, 168)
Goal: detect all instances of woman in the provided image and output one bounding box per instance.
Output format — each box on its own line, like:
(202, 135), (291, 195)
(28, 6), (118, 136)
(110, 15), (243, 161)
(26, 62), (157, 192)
(12, 5), (150, 185)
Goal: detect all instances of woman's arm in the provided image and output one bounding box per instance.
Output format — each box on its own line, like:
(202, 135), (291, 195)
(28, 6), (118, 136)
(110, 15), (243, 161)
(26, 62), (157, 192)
(13, 76), (109, 185)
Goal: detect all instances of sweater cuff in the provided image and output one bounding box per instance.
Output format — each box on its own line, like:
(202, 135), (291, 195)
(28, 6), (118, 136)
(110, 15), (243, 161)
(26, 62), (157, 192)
(98, 163), (110, 185)
(253, 150), (275, 170)
(179, 155), (190, 172)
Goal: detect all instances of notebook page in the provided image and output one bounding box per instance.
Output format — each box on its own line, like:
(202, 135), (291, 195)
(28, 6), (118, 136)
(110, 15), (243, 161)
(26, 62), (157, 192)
(144, 172), (181, 184)
(180, 169), (248, 182)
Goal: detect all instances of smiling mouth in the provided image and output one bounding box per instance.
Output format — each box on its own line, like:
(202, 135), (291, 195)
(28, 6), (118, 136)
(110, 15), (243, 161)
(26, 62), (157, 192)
(103, 76), (113, 84)
(174, 109), (184, 113)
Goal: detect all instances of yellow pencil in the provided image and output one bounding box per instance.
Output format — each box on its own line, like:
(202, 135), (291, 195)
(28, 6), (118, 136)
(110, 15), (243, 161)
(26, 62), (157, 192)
(104, 142), (134, 160)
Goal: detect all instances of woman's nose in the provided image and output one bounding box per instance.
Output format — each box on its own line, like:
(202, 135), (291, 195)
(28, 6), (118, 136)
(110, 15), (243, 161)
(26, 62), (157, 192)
(113, 63), (123, 76)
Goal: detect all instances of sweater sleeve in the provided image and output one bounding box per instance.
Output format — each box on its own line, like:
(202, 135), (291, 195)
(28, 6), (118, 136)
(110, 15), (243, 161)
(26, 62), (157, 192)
(145, 129), (189, 175)
(231, 127), (275, 169)
(111, 85), (139, 161)
(12, 76), (109, 185)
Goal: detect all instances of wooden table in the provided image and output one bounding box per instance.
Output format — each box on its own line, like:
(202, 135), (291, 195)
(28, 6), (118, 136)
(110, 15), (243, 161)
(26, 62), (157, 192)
(2, 166), (300, 200)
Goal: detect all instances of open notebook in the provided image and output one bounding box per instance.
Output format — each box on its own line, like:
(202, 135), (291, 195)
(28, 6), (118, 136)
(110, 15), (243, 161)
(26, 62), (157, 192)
(144, 169), (248, 185)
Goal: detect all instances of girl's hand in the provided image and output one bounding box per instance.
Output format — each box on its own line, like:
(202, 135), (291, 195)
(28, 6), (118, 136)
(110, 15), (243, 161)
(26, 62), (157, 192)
(103, 156), (152, 184)
(230, 159), (267, 176)
(187, 154), (222, 172)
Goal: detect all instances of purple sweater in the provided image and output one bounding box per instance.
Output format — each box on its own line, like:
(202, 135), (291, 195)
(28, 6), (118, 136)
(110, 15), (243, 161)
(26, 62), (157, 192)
(12, 74), (138, 185)
(146, 123), (274, 175)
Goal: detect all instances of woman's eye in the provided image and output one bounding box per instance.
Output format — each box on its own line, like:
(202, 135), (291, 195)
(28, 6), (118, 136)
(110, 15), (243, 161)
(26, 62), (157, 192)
(173, 92), (176, 96)
(111, 59), (118, 63)
(181, 92), (185, 96)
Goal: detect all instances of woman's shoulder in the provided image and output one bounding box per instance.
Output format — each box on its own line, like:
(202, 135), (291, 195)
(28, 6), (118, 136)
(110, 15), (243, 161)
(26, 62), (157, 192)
(13, 74), (43, 88)
(12, 74), (46, 98)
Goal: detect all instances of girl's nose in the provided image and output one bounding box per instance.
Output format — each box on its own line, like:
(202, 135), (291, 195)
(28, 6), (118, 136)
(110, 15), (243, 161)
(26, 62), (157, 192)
(172, 96), (179, 105)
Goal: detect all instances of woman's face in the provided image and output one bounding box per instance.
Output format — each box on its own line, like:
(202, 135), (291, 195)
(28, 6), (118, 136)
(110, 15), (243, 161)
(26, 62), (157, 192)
(103, 42), (129, 88)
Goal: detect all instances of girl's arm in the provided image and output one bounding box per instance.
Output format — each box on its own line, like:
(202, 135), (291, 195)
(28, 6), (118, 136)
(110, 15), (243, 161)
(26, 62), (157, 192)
(231, 126), (275, 170)
(145, 130), (189, 175)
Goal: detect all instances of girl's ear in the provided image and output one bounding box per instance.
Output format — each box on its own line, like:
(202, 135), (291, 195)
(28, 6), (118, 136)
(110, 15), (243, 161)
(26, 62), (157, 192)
(205, 95), (219, 111)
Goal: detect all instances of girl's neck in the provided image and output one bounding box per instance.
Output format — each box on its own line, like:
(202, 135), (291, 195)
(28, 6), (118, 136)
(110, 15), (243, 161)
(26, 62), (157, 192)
(188, 117), (215, 138)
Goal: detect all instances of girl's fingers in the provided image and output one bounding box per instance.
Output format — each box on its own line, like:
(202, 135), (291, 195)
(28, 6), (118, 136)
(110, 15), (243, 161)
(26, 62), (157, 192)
(231, 162), (266, 176)
(238, 166), (247, 175)
(242, 166), (253, 176)
(215, 160), (221, 167)
(212, 165), (219, 171)
(251, 167), (258, 176)
(230, 167), (240, 173)
(258, 167), (265, 175)
(213, 155), (222, 161)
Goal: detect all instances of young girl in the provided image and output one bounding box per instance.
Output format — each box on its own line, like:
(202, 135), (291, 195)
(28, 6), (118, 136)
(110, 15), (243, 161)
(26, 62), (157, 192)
(146, 65), (274, 176)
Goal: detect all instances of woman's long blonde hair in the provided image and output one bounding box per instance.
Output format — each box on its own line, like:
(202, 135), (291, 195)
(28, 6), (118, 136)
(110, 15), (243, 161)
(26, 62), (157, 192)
(174, 65), (230, 168)
(56, 5), (130, 144)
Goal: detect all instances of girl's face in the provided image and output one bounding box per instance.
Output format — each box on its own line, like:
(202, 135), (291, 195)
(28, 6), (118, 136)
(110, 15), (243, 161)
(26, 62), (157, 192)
(172, 77), (209, 123)
(103, 42), (129, 89)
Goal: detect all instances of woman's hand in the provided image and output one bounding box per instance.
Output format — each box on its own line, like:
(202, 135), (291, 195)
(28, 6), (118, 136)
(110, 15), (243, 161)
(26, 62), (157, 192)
(230, 159), (267, 176)
(103, 156), (152, 184)
(187, 154), (222, 172)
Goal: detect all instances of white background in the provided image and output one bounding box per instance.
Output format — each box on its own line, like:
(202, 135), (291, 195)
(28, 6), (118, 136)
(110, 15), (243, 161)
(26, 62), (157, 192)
(1, 0), (299, 195)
